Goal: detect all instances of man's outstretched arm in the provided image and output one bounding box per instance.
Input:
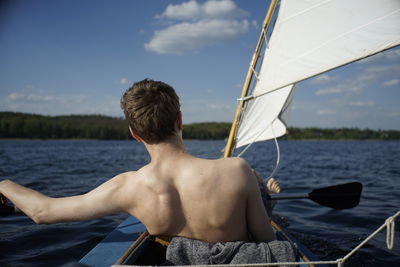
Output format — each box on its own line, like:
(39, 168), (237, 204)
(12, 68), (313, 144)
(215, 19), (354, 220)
(0, 173), (132, 224)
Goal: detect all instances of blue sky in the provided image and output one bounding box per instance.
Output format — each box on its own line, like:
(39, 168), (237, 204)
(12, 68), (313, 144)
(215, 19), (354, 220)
(1, 0), (399, 130)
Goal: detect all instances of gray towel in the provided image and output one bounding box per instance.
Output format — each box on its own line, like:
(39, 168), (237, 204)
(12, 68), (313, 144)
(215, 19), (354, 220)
(166, 236), (296, 266)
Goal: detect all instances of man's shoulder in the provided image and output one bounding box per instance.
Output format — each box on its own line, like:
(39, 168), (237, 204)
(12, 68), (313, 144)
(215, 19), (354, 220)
(111, 170), (140, 187)
(211, 157), (253, 184)
(109, 170), (144, 199)
(216, 157), (251, 170)
(115, 170), (138, 179)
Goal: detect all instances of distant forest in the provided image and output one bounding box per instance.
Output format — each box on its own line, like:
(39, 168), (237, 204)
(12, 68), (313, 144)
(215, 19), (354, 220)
(1, 112), (399, 140)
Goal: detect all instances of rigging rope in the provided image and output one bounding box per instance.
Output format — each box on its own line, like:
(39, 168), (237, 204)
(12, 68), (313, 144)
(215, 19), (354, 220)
(113, 211), (399, 267)
(237, 120), (280, 181)
(387, 213), (396, 249)
(266, 125), (280, 180)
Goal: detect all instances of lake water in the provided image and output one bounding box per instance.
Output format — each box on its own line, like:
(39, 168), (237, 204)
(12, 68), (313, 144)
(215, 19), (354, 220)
(0, 140), (399, 266)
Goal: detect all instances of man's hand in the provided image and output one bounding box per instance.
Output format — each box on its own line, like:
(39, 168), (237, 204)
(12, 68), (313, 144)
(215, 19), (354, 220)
(1, 192), (7, 205)
(0, 192), (15, 216)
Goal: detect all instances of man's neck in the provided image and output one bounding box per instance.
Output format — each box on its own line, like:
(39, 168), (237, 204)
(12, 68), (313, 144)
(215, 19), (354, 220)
(144, 134), (187, 164)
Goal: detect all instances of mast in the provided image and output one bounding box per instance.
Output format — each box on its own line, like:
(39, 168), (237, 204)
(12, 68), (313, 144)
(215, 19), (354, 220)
(224, 0), (278, 158)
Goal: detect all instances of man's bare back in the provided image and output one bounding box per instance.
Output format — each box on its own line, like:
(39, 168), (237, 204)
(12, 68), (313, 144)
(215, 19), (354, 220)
(116, 152), (276, 243)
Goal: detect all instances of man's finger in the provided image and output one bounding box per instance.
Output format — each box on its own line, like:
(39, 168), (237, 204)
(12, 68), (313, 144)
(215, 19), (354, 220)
(0, 194), (9, 205)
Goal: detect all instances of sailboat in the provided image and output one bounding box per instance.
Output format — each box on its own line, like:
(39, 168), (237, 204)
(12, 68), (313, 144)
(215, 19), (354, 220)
(80, 0), (400, 266)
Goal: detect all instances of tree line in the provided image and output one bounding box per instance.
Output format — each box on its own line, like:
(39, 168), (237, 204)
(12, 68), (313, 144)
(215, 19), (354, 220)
(283, 127), (400, 140)
(0, 112), (129, 140)
(0, 112), (399, 140)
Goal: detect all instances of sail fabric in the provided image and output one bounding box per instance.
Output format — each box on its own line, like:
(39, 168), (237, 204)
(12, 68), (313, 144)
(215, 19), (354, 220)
(252, 0), (400, 97)
(236, 0), (400, 148)
(236, 85), (294, 148)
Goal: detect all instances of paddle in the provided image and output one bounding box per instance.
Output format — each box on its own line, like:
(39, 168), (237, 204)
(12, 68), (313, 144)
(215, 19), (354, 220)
(269, 182), (362, 209)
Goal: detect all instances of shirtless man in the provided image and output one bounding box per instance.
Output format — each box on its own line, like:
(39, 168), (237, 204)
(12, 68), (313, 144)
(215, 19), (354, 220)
(0, 79), (279, 244)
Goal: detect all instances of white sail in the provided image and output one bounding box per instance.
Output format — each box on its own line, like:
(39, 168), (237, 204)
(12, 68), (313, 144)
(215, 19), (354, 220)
(236, 85), (294, 148)
(236, 0), (400, 148)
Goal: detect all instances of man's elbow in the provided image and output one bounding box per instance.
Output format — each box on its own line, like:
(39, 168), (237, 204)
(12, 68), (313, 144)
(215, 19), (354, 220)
(30, 206), (54, 224)
(31, 211), (48, 224)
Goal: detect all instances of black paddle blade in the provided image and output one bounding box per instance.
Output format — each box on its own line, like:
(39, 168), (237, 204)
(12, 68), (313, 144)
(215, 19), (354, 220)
(308, 182), (362, 209)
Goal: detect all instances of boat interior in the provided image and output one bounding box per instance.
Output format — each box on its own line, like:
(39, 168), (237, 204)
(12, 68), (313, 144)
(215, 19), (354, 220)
(121, 235), (169, 265)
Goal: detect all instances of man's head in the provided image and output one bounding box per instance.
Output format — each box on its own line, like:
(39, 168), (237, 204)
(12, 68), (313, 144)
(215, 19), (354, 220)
(121, 79), (181, 144)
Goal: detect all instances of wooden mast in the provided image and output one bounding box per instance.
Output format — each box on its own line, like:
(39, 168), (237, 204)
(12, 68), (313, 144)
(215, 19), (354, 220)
(223, 0), (278, 158)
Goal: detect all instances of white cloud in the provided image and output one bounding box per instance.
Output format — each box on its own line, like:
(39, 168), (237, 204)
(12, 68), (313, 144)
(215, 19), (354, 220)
(362, 64), (400, 79)
(251, 20), (258, 29)
(208, 103), (231, 110)
(349, 101), (375, 107)
(315, 87), (342, 95)
(156, 0), (248, 21)
(383, 79), (400, 87)
(119, 78), (131, 85)
(6, 92), (56, 102)
(315, 85), (361, 96)
(146, 0), (250, 54)
(365, 65), (392, 73)
(314, 63), (400, 96)
(157, 0), (201, 20)
(1, 87), (123, 117)
(311, 74), (334, 84)
(356, 73), (376, 82)
(203, 0), (248, 19)
(145, 19), (249, 54)
(317, 109), (336, 115)
(387, 112), (400, 117)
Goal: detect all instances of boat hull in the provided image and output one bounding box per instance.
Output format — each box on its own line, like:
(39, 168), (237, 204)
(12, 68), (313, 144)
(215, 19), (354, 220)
(79, 217), (146, 267)
(80, 216), (327, 267)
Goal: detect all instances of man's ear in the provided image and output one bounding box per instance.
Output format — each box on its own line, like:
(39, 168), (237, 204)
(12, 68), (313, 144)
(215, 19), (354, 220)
(129, 126), (142, 142)
(176, 111), (183, 131)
